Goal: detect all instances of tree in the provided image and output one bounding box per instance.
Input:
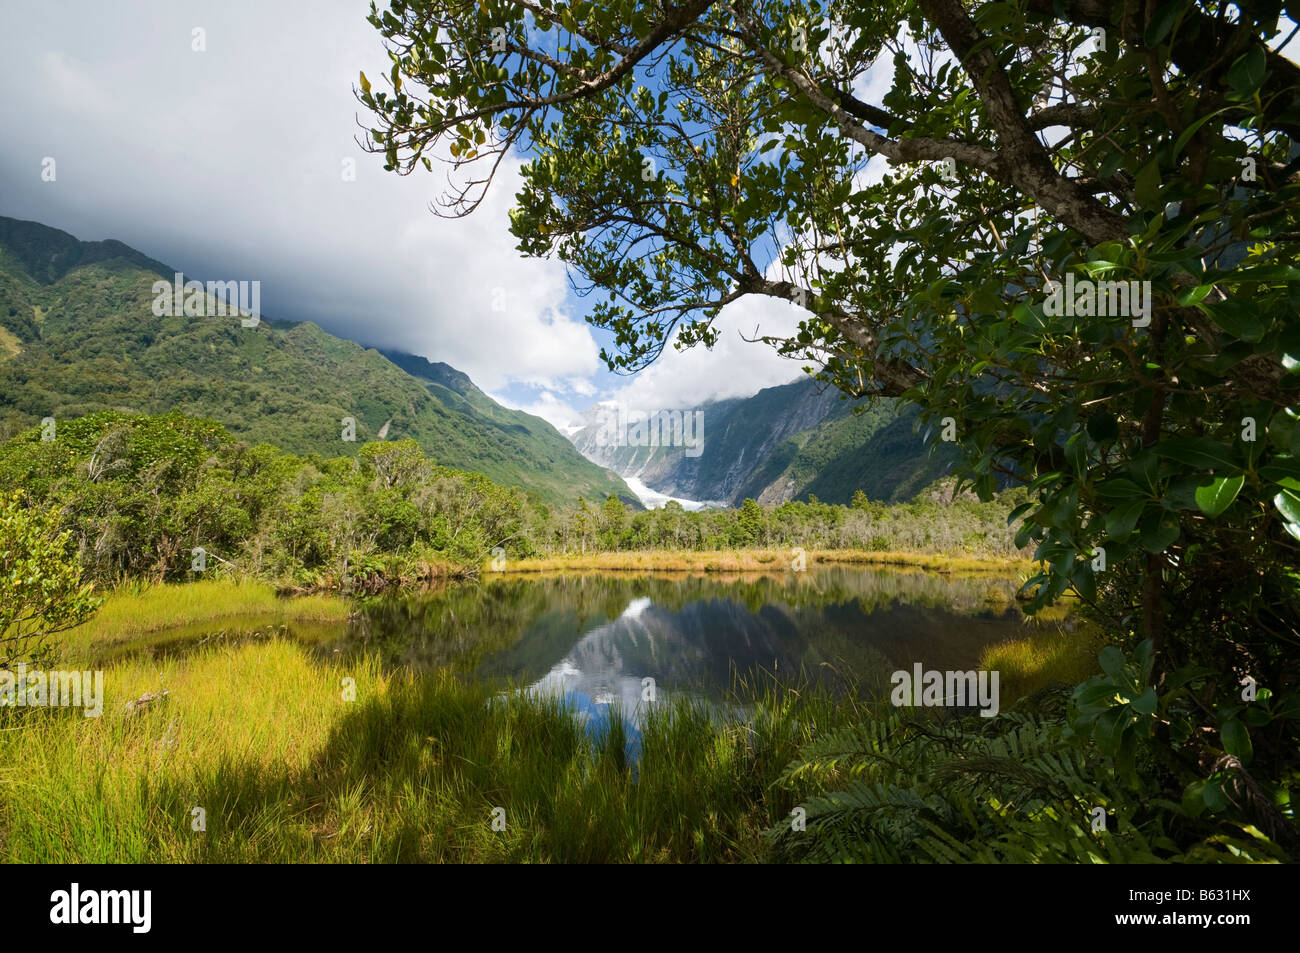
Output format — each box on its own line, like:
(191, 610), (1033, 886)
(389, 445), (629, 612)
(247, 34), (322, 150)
(734, 497), (764, 546)
(598, 493), (629, 548)
(361, 0), (1299, 675)
(0, 492), (99, 671)
(572, 497), (594, 554)
(658, 498), (685, 547)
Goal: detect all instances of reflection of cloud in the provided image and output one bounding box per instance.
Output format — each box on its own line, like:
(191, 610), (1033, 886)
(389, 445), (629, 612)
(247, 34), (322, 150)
(621, 597), (652, 621)
(527, 606), (658, 719)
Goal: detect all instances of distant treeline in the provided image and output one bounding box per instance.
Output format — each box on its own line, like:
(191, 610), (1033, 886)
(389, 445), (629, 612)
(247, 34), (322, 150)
(0, 412), (1026, 589)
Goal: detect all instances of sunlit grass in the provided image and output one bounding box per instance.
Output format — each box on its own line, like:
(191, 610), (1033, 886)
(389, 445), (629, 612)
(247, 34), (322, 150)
(0, 639), (847, 863)
(498, 548), (1033, 575)
(55, 578), (350, 659)
(2, 570), (1089, 862)
(980, 624), (1103, 704)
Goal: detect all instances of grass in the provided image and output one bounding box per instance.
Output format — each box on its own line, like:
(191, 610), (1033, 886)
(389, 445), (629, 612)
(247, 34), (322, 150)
(0, 638), (847, 863)
(56, 578), (350, 660)
(496, 548), (1034, 575)
(0, 325), (19, 360)
(0, 567), (1091, 863)
(979, 624), (1104, 705)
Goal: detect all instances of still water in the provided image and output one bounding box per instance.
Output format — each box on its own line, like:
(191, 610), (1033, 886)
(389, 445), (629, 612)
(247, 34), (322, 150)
(335, 567), (1061, 712)
(116, 568), (1069, 726)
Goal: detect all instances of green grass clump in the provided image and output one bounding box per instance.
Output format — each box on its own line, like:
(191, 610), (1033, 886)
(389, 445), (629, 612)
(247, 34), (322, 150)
(55, 579), (349, 660)
(0, 639), (848, 863)
(979, 625), (1103, 704)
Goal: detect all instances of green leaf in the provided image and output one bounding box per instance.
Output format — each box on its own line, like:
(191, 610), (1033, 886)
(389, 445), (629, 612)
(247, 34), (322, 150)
(1140, 521), (1179, 553)
(1076, 682), (1121, 707)
(1006, 501), (1035, 526)
(1130, 686), (1157, 716)
(1096, 478), (1148, 501)
(1220, 718), (1253, 763)
(1204, 300), (1271, 343)
(359, 71), (371, 95)
(1226, 46), (1267, 99)
(1171, 108), (1230, 160)
(1176, 283), (1213, 307)
(1194, 474), (1244, 518)
(1105, 499), (1146, 538)
(1219, 263), (1300, 282)
(1144, 0), (1181, 45)
(1011, 300), (1047, 329)
(1134, 159), (1162, 207)
(1202, 779), (1229, 812)
(1093, 706), (1134, 753)
(1259, 462), (1300, 485)
(1182, 780), (1208, 816)
(1072, 562), (1097, 602)
(1154, 437), (1239, 471)
(1098, 646), (1127, 681)
(1274, 486), (1300, 524)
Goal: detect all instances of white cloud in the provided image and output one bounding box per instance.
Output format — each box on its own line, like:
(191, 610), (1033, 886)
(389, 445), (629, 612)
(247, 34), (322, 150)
(0, 0), (602, 398)
(488, 387), (587, 434)
(602, 292), (808, 412)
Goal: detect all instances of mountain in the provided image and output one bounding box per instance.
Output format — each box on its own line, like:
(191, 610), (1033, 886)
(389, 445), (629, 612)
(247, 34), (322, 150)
(378, 348), (641, 505)
(0, 215), (636, 508)
(569, 377), (957, 506)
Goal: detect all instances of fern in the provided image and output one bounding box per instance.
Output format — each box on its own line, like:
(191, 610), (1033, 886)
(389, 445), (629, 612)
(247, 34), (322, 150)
(766, 703), (1283, 863)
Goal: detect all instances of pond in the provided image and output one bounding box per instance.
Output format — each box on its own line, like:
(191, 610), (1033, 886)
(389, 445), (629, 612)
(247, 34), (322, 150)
(107, 567), (1075, 761)
(334, 567), (1063, 710)
(117, 568), (1073, 723)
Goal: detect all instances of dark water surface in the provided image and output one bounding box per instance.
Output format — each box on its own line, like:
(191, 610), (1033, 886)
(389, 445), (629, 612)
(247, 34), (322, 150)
(117, 569), (1072, 722)
(336, 568), (1065, 710)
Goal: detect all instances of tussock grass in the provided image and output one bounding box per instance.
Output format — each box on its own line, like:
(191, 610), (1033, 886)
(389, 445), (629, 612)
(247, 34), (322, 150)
(55, 579), (349, 658)
(0, 640), (849, 863)
(497, 548), (1033, 575)
(979, 624), (1103, 704)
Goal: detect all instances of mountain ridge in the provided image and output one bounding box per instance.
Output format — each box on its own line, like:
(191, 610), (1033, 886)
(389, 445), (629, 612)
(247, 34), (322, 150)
(569, 376), (957, 505)
(0, 215), (637, 508)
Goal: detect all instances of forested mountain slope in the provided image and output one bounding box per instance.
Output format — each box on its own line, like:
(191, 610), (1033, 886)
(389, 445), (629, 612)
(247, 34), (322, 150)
(0, 216), (635, 507)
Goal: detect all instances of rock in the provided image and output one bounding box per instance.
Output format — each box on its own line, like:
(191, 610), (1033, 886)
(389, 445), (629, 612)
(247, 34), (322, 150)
(124, 689), (170, 714)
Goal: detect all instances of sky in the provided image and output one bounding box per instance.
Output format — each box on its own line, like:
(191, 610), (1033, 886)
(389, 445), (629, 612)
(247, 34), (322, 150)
(0, 0), (812, 432)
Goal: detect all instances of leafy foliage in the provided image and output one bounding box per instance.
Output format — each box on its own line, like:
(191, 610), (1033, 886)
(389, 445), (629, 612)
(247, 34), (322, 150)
(769, 697), (1292, 863)
(0, 491), (99, 670)
(0, 413), (1023, 588)
(362, 0), (1300, 860)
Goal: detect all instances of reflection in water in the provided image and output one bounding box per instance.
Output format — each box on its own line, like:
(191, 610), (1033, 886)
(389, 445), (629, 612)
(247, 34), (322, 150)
(343, 568), (1070, 721)
(101, 569), (1073, 740)
(535, 686), (644, 766)
(528, 597), (656, 719)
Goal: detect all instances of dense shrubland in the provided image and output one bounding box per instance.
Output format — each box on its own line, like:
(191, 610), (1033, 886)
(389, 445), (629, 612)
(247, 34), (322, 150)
(0, 411), (1025, 591)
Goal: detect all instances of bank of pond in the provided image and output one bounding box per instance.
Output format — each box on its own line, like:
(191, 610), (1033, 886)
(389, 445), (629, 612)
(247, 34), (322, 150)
(5, 567), (1271, 864)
